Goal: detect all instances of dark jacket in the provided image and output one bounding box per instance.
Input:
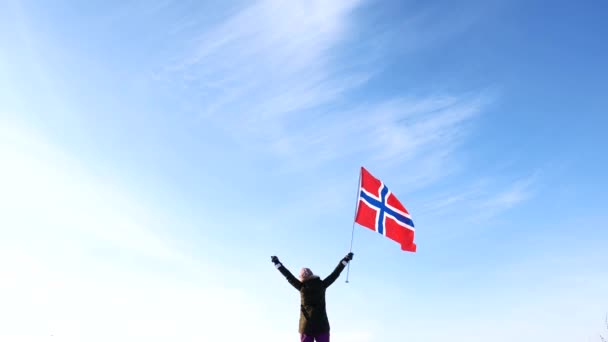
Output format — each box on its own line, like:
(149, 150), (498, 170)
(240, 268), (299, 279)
(276, 260), (347, 335)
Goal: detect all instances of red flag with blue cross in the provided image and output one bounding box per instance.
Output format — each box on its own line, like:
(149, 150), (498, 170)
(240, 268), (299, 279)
(354, 167), (417, 252)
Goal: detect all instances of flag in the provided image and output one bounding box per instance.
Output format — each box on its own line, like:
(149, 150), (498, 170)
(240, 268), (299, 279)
(354, 166), (417, 252)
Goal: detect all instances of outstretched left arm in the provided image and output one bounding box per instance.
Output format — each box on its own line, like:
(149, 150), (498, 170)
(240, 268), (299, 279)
(271, 256), (302, 291)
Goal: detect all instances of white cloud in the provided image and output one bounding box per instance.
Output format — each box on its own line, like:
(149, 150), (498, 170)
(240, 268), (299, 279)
(156, 1), (508, 230)
(164, 0), (495, 191)
(478, 175), (536, 212)
(170, 0), (363, 120)
(0, 247), (276, 342)
(163, 0), (374, 155)
(0, 120), (183, 262)
(249, 94), (491, 225)
(271, 94), (488, 179)
(419, 171), (537, 222)
(0, 118), (282, 342)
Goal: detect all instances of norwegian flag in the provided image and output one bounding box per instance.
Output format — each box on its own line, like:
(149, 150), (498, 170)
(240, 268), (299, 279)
(354, 167), (416, 252)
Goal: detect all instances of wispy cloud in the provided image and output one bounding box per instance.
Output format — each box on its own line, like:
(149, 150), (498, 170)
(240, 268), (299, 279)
(271, 94), (489, 178)
(420, 172), (538, 221)
(168, 0), (364, 121)
(476, 175), (536, 213)
(164, 0), (494, 187)
(153, 0), (514, 231)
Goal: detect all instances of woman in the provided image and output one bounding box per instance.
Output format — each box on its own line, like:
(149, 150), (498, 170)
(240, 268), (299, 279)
(271, 252), (354, 342)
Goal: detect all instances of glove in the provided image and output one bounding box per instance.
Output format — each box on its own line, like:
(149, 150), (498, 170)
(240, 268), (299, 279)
(271, 255), (280, 264)
(343, 252), (354, 262)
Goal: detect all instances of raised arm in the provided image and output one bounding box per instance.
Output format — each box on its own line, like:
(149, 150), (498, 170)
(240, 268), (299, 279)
(271, 256), (302, 291)
(322, 252), (354, 288)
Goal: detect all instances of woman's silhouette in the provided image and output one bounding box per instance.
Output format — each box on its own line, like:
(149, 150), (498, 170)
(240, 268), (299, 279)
(271, 252), (354, 342)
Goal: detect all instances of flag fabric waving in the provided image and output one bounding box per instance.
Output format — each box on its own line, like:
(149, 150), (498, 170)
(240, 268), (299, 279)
(354, 166), (417, 252)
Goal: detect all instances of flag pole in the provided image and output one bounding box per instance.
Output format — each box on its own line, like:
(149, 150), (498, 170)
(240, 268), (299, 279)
(346, 167), (362, 283)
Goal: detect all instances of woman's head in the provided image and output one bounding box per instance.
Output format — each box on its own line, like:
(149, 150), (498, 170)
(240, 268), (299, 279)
(299, 267), (315, 281)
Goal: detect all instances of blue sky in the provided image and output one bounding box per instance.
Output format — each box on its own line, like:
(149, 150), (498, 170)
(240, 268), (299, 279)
(1, 0), (607, 341)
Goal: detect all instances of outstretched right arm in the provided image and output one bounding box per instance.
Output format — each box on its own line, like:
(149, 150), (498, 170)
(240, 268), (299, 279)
(322, 252), (353, 288)
(271, 256), (302, 291)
